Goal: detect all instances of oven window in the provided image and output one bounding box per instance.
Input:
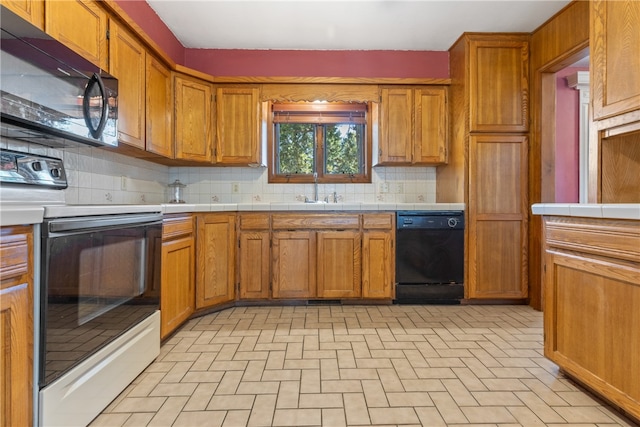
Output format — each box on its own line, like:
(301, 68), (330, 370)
(40, 224), (160, 387)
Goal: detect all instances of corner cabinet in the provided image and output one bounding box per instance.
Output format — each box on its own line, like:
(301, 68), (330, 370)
(174, 74), (213, 163)
(215, 86), (261, 165)
(0, 226), (34, 426)
(45, 0), (108, 69)
(378, 86), (448, 165)
(195, 213), (236, 308)
(161, 215), (194, 339)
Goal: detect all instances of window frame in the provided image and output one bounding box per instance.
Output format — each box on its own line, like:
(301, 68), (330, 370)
(267, 101), (372, 184)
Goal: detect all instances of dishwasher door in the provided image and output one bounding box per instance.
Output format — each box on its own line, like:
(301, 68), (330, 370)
(395, 211), (464, 304)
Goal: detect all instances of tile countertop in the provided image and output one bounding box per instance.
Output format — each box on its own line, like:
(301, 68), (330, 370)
(0, 202), (466, 226)
(531, 203), (640, 220)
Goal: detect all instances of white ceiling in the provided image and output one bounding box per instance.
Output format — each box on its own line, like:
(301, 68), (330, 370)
(144, 0), (572, 51)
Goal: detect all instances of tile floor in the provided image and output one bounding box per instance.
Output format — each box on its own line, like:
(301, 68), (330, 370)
(90, 305), (637, 427)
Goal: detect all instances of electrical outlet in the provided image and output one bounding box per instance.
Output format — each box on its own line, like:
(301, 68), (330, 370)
(231, 182), (240, 193)
(379, 182), (389, 193)
(120, 176), (127, 190)
(394, 183), (404, 194)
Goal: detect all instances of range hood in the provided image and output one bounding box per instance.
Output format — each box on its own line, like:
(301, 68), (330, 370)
(0, 6), (118, 149)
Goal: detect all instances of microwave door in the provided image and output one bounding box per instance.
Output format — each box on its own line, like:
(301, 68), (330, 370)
(83, 73), (108, 139)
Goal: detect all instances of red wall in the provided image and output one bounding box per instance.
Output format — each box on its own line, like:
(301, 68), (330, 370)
(185, 49), (449, 78)
(555, 67), (588, 203)
(115, 1), (449, 79)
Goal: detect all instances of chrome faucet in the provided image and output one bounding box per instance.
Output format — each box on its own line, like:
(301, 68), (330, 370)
(313, 172), (318, 202)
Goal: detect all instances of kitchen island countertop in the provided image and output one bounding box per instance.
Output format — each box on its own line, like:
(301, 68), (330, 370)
(531, 203), (640, 220)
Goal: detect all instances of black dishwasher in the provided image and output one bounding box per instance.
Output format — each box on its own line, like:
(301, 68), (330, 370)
(395, 211), (464, 304)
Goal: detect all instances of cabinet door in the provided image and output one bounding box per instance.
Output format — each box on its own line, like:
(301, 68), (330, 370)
(468, 37), (529, 132)
(146, 56), (173, 158)
(195, 214), (236, 309)
(378, 87), (413, 164)
(272, 231), (315, 299)
(215, 86), (260, 165)
(0, 226), (33, 427)
(362, 231), (393, 299)
(161, 236), (194, 339)
(109, 21), (145, 149)
(317, 231), (361, 298)
(45, 0), (108, 69)
(238, 231), (270, 299)
(2, 0), (44, 29)
(414, 87), (448, 164)
(467, 134), (528, 299)
(175, 75), (213, 162)
(591, 0), (640, 121)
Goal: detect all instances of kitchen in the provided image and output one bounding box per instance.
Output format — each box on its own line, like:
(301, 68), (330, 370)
(1, 0), (639, 426)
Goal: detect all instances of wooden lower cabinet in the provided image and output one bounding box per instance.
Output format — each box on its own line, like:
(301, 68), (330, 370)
(0, 225), (33, 426)
(238, 231), (270, 299)
(272, 231), (316, 299)
(542, 216), (640, 422)
(160, 215), (194, 339)
(195, 213), (236, 308)
(317, 231), (361, 298)
(362, 230), (394, 299)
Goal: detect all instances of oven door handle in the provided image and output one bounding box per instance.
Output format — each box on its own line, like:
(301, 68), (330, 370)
(47, 213), (162, 234)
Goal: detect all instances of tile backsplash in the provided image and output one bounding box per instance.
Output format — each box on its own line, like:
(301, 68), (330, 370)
(169, 165), (437, 204)
(1, 140), (437, 204)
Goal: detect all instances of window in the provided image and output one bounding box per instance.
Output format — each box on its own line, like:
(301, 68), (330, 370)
(268, 102), (371, 183)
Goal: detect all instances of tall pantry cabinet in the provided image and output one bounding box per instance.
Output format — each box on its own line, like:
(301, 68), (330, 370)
(438, 34), (530, 301)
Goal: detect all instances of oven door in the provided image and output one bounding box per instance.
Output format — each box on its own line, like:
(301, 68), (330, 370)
(39, 213), (161, 388)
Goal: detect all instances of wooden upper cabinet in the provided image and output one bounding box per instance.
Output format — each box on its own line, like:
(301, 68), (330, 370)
(379, 87), (413, 164)
(414, 86), (448, 164)
(175, 74), (213, 163)
(591, 0), (640, 121)
(379, 86), (448, 165)
(215, 86), (261, 165)
(468, 36), (529, 133)
(146, 55), (173, 158)
(2, 0), (44, 29)
(109, 21), (145, 149)
(45, 0), (108, 70)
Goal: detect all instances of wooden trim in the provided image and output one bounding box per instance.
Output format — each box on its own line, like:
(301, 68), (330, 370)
(213, 76), (451, 85)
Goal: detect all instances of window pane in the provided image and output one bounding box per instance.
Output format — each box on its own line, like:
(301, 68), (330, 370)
(324, 123), (363, 175)
(276, 123), (315, 174)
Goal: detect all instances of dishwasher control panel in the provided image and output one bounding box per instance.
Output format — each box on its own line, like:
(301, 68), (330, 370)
(397, 211), (464, 229)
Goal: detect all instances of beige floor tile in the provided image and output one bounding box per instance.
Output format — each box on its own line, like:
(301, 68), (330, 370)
(95, 305), (632, 427)
(321, 408), (347, 427)
(208, 394), (256, 410)
(368, 407), (420, 425)
(173, 410), (226, 427)
(147, 396), (188, 426)
(343, 392), (370, 425)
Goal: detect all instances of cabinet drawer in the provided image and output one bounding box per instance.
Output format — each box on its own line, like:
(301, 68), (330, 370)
(363, 213), (394, 230)
(239, 213), (270, 230)
(0, 226), (31, 287)
(163, 215), (193, 239)
(272, 214), (360, 230)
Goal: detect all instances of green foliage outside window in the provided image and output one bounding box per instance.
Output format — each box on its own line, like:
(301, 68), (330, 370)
(276, 123), (363, 176)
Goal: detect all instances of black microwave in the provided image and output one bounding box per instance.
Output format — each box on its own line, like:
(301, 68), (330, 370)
(0, 6), (118, 148)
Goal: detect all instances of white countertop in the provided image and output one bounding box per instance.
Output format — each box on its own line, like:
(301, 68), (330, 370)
(531, 203), (640, 220)
(0, 202), (466, 226)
